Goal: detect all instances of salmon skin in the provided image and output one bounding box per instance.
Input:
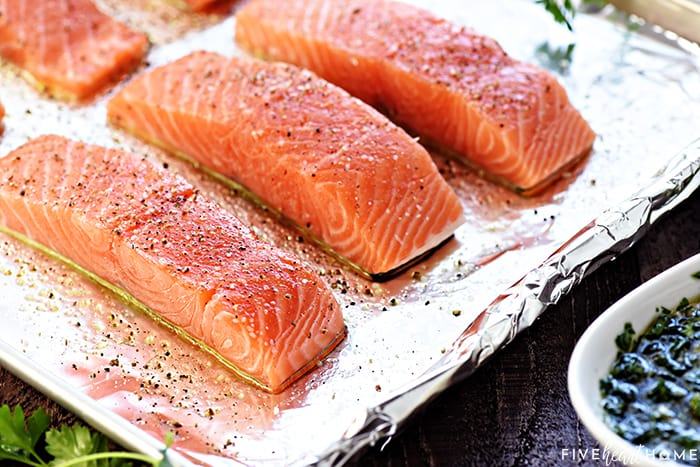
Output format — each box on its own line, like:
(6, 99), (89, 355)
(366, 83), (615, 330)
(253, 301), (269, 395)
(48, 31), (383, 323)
(0, 0), (149, 101)
(234, 0), (597, 194)
(107, 51), (465, 279)
(0, 135), (346, 393)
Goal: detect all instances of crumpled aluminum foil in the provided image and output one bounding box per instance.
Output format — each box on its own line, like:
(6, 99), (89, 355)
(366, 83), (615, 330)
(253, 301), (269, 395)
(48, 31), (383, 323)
(319, 138), (700, 465)
(0, 1), (698, 466)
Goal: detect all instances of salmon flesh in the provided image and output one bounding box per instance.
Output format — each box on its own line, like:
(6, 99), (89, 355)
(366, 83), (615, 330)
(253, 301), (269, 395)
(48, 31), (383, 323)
(180, 0), (219, 11)
(107, 51), (465, 279)
(0, 0), (149, 101)
(0, 135), (346, 393)
(234, 0), (597, 194)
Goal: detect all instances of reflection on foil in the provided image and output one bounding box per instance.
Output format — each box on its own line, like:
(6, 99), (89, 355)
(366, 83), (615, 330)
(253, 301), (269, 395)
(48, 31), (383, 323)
(323, 139), (700, 465)
(0, 1), (699, 466)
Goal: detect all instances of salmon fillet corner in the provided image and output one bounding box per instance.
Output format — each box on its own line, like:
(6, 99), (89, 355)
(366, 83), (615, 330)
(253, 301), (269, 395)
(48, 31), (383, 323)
(0, 0), (149, 101)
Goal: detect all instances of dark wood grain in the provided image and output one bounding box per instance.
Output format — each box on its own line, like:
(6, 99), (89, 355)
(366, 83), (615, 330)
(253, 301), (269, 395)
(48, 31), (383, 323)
(2, 188), (699, 466)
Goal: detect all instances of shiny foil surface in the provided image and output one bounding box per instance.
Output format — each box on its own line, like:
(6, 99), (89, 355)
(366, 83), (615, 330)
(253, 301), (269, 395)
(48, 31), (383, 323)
(0, 1), (698, 465)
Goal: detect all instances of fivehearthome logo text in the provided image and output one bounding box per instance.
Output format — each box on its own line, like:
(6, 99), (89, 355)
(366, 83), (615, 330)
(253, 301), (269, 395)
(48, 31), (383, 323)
(561, 446), (699, 465)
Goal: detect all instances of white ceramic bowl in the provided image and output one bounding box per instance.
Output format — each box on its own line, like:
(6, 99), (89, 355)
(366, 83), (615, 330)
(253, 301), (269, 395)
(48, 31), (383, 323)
(568, 253), (700, 466)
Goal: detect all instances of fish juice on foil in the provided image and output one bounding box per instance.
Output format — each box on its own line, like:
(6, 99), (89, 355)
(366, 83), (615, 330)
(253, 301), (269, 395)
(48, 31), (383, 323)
(0, 0), (698, 465)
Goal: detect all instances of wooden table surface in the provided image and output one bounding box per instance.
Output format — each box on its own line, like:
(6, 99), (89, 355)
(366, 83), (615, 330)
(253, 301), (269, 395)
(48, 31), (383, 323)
(2, 186), (699, 466)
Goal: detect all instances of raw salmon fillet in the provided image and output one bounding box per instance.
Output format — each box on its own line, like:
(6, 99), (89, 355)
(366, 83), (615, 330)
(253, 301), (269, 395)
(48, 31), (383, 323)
(178, 0), (218, 11)
(107, 51), (464, 278)
(0, 0), (149, 101)
(234, 0), (597, 194)
(0, 135), (346, 393)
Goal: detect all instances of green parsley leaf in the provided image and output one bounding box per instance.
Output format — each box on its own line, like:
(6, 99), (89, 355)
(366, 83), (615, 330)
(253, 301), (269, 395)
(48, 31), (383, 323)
(0, 404), (48, 463)
(45, 425), (104, 463)
(615, 322), (636, 352)
(0, 404), (167, 466)
(26, 407), (51, 450)
(691, 393), (700, 419)
(535, 0), (576, 31)
(157, 432), (176, 467)
(535, 0), (608, 31)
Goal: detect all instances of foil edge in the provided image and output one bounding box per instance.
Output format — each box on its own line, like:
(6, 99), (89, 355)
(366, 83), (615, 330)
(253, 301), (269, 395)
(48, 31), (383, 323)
(317, 139), (700, 466)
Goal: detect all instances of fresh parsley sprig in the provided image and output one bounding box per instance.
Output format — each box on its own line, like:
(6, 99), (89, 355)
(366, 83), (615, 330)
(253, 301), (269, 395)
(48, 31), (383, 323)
(536, 0), (577, 30)
(536, 0), (606, 31)
(0, 404), (172, 467)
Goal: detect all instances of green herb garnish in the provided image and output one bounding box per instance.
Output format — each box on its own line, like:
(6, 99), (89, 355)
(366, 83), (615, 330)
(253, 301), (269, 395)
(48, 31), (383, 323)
(615, 322), (636, 353)
(535, 0), (577, 31)
(0, 404), (171, 466)
(690, 394), (700, 420)
(535, 42), (576, 74)
(601, 298), (700, 464)
(535, 0), (607, 31)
